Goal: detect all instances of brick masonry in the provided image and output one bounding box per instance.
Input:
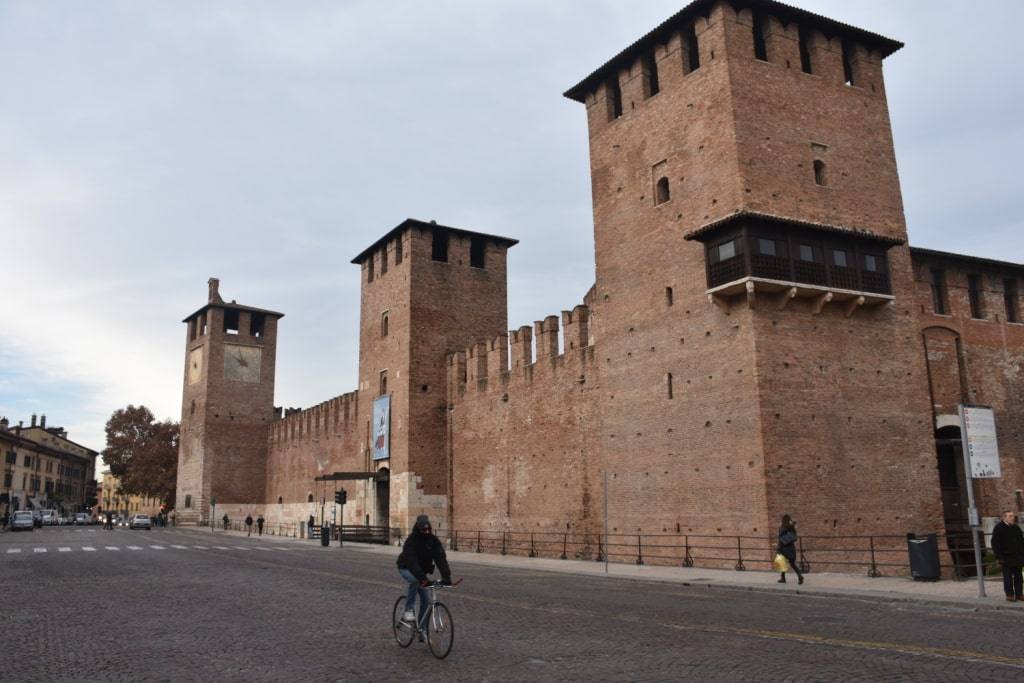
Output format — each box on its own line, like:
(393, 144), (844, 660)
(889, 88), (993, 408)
(174, 1), (1023, 570)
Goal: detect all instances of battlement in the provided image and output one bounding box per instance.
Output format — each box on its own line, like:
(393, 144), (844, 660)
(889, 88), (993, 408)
(566, 0), (899, 136)
(448, 305), (593, 404)
(269, 390), (359, 446)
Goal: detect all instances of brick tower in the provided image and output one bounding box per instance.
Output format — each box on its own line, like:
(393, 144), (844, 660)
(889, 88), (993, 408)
(175, 278), (283, 525)
(564, 0), (943, 540)
(351, 220), (516, 532)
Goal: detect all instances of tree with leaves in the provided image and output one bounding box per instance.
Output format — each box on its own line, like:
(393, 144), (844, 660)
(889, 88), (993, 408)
(102, 405), (179, 508)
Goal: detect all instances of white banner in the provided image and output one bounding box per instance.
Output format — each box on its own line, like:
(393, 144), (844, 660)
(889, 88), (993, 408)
(959, 405), (1001, 479)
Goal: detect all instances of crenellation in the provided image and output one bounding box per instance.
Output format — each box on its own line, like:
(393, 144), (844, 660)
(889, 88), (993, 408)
(806, 29), (844, 83)
(762, 15), (799, 67)
(467, 340), (488, 386)
(509, 325), (533, 372)
(488, 333), (509, 377)
(562, 305), (591, 352)
(534, 315), (560, 361)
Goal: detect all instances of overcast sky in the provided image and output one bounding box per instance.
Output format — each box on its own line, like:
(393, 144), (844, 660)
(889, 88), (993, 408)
(1, 0), (1021, 461)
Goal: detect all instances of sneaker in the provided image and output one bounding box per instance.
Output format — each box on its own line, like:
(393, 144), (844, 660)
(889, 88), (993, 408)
(401, 610), (416, 623)
(798, 575), (804, 585)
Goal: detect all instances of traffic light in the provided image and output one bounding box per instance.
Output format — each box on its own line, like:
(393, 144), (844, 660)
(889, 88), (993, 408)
(334, 489), (347, 505)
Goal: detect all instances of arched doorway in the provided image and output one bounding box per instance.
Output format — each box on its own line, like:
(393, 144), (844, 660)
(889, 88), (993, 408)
(375, 467), (390, 528)
(935, 425), (976, 576)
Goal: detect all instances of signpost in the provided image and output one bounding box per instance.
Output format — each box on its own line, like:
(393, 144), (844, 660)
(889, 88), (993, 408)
(958, 404), (1001, 598)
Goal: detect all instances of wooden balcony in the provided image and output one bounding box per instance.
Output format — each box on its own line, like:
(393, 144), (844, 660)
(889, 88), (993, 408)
(707, 276), (894, 316)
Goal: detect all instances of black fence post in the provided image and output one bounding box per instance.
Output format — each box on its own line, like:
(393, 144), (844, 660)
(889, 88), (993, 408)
(735, 536), (746, 571)
(452, 530), (459, 552)
(867, 535), (881, 578)
(636, 534), (644, 565)
(560, 533), (568, 560)
(476, 530), (482, 553)
(683, 535), (694, 568)
(798, 537), (811, 574)
(501, 531), (507, 556)
(596, 535), (604, 562)
(529, 532), (537, 558)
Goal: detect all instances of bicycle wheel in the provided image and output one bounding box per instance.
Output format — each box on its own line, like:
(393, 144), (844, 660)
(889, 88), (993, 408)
(392, 596), (415, 648)
(426, 602), (454, 659)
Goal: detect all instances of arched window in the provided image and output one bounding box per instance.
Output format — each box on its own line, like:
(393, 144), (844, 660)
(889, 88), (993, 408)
(277, 496), (283, 505)
(813, 160), (827, 186)
(655, 177), (670, 204)
(307, 493), (314, 503)
(381, 311), (389, 337)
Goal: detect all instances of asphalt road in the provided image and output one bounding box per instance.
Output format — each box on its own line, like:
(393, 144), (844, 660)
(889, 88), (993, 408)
(3, 526), (1024, 682)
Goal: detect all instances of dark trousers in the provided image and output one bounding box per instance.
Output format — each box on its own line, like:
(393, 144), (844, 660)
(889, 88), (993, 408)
(1002, 564), (1023, 597)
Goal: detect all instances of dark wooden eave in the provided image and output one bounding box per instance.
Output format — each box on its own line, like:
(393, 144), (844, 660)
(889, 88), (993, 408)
(683, 210), (905, 246)
(350, 218), (518, 265)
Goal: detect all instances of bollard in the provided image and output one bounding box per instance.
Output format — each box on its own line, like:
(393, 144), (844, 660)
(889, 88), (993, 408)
(321, 524), (329, 547)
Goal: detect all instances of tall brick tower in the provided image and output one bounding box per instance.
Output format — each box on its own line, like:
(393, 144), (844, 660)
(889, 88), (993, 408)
(175, 278), (283, 525)
(564, 0), (943, 539)
(351, 219), (516, 532)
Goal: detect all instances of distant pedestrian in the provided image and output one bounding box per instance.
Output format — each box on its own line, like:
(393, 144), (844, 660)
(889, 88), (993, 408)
(308, 514), (315, 536)
(104, 511), (113, 531)
(256, 515), (265, 536)
(991, 510), (1024, 602)
(777, 514), (804, 585)
(245, 515), (254, 536)
(171, 512), (176, 527)
(222, 513), (229, 531)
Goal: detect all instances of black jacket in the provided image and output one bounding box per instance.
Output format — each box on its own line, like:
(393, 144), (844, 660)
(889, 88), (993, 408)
(777, 526), (798, 561)
(397, 530), (451, 582)
(991, 521), (1024, 568)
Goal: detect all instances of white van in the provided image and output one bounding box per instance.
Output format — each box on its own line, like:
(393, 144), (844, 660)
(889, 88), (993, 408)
(40, 510), (57, 526)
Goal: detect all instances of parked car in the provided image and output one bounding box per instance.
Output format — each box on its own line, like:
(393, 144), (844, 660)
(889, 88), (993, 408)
(73, 513), (90, 526)
(40, 510), (57, 526)
(128, 514), (151, 530)
(12, 511), (35, 531)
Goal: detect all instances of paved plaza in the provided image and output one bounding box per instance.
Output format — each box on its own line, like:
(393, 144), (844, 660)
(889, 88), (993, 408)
(3, 526), (1024, 681)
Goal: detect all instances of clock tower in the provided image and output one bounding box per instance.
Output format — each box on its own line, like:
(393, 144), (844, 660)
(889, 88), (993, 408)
(175, 278), (283, 525)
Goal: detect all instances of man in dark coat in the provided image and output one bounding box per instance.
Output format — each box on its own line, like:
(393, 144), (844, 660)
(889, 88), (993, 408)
(245, 514), (254, 537)
(396, 515), (452, 634)
(256, 515), (265, 536)
(991, 510), (1024, 601)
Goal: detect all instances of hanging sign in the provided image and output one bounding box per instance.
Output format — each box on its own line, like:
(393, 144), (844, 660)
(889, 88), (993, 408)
(959, 404), (1001, 479)
(372, 395), (390, 461)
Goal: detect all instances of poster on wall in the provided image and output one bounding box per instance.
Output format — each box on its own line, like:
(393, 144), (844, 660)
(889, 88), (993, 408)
(959, 404), (1001, 479)
(372, 395), (390, 461)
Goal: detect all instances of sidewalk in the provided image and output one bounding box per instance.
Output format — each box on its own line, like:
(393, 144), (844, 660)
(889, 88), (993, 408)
(178, 526), (1023, 612)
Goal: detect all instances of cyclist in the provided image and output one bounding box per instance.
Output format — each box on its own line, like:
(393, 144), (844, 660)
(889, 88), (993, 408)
(397, 515), (452, 633)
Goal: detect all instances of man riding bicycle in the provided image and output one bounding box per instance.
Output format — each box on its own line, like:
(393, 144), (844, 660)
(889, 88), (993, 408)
(397, 515), (452, 633)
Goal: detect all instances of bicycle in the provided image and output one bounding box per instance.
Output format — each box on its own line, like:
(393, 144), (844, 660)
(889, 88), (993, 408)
(392, 579), (461, 659)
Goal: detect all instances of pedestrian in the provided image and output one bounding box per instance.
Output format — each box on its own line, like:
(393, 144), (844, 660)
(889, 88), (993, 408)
(222, 513), (229, 530)
(991, 510), (1024, 602)
(171, 511), (176, 527)
(104, 511), (113, 531)
(308, 514), (315, 537)
(256, 515), (265, 536)
(777, 514), (804, 585)
(245, 514), (254, 537)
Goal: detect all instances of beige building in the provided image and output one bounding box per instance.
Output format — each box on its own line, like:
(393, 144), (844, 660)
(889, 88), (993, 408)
(1, 414), (97, 518)
(98, 470), (163, 520)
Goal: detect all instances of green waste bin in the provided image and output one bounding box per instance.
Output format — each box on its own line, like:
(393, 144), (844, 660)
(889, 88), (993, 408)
(321, 524), (330, 547)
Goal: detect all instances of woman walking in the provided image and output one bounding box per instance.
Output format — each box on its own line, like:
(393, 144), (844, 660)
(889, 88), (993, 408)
(777, 514), (804, 585)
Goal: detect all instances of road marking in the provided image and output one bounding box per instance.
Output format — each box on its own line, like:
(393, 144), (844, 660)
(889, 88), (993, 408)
(7, 548), (21, 554)
(149, 545), (165, 550)
(193, 545), (208, 550)
(82, 546), (96, 552)
(214, 546), (231, 550)
(254, 547), (273, 551)
(232, 546), (250, 550)
(127, 546), (143, 551)
(105, 546), (120, 551)
(171, 545), (188, 550)
(272, 547), (292, 551)
(58, 547), (72, 553)
(34, 548), (47, 553)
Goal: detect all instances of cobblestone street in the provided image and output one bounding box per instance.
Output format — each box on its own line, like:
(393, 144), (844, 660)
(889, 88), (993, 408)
(3, 526), (1024, 681)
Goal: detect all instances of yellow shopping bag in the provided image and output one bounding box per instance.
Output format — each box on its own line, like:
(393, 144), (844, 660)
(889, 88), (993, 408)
(773, 553), (790, 573)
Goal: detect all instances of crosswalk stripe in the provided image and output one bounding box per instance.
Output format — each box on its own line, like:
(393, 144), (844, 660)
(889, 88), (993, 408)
(254, 547), (273, 551)
(272, 547), (291, 551)
(171, 545), (188, 550)
(149, 545), (165, 550)
(128, 546), (143, 550)
(105, 547), (120, 551)
(58, 547), (72, 552)
(83, 546), (96, 552)
(232, 546), (250, 550)
(6, 548), (21, 554)
(192, 546), (208, 550)
(214, 546), (230, 550)
(34, 548), (47, 553)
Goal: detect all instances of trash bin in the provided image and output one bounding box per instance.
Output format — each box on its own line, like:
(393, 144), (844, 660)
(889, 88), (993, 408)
(321, 524), (330, 547)
(907, 532), (940, 581)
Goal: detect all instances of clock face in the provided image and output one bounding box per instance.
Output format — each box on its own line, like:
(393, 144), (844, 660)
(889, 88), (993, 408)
(188, 348), (203, 385)
(223, 343), (262, 383)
